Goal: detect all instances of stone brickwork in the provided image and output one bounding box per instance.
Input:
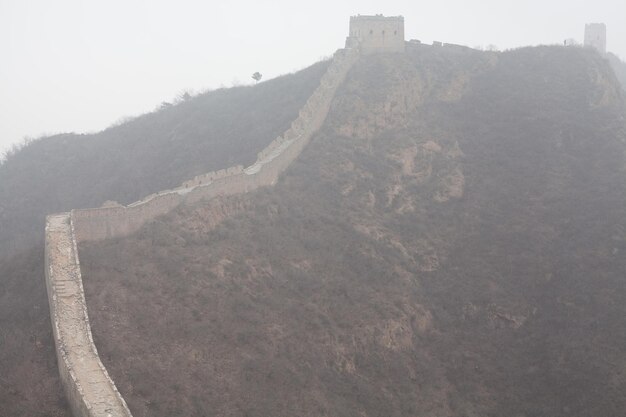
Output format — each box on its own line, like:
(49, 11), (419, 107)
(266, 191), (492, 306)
(45, 213), (133, 417)
(584, 23), (607, 54)
(45, 46), (358, 417)
(346, 15), (405, 54)
(71, 48), (358, 243)
(181, 165), (244, 189)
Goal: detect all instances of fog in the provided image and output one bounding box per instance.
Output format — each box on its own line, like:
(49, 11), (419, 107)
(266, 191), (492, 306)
(1, 0), (624, 154)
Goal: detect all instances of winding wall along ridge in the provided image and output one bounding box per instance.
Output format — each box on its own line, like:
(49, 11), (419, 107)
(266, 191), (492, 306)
(45, 47), (358, 417)
(45, 213), (133, 417)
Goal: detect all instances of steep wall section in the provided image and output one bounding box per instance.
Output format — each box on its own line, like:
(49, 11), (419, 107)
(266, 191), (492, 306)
(45, 213), (132, 417)
(45, 46), (358, 417)
(73, 47), (358, 243)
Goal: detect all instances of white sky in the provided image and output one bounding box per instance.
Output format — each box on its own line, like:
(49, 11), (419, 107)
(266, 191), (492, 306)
(1, 0), (625, 154)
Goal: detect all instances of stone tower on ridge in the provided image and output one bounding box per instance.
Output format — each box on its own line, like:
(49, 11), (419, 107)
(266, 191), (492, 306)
(584, 23), (606, 54)
(346, 15), (405, 54)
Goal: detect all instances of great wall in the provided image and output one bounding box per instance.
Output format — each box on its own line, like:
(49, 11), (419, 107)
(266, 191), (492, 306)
(45, 44), (360, 416)
(40, 13), (438, 416)
(45, 213), (133, 417)
(40, 13), (621, 417)
(70, 46), (357, 245)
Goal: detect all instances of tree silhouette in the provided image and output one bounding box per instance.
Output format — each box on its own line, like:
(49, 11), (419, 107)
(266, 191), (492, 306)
(252, 72), (262, 83)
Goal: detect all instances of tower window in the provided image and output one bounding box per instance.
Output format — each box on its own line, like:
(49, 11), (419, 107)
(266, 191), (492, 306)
(370, 29), (373, 35)
(394, 30), (397, 35)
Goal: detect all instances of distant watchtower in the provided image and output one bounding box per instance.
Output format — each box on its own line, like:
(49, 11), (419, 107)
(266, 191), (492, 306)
(584, 23), (607, 54)
(346, 15), (405, 54)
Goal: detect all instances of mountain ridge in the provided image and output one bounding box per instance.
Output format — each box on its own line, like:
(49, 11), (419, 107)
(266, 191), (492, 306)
(0, 59), (329, 417)
(1, 42), (625, 416)
(0, 59), (329, 258)
(79, 45), (626, 416)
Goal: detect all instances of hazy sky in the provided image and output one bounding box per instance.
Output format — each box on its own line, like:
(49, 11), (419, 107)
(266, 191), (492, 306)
(1, 0), (625, 154)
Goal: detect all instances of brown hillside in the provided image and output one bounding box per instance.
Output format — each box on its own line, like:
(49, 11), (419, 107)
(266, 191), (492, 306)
(80, 45), (626, 417)
(0, 61), (328, 416)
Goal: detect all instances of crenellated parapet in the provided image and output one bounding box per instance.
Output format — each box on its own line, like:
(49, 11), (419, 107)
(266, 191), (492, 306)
(44, 45), (358, 416)
(181, 165), (245, 188)
(346, 15), (405, 55)
(584, 23), (607, 54)
(45, 213), (133, 417)
(69, 47), (358, 243)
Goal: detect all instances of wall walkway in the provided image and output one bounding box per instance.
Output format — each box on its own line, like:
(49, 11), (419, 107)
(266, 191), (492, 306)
(45, 213), (133, 417)
(44, 46), (358, 417)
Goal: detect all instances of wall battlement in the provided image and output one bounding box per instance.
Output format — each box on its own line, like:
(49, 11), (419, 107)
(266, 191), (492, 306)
(584, 23), (607, 54)
(71, 48), (357, 243)
(181, 165), (244, 189)
(346, 14), (405, 54)
(45, 46), (359, 416)
(45, 213), (133, 417)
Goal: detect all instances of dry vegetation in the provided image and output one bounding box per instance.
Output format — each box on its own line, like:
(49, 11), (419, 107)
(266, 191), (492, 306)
(0, 61), (328, 416)
(608, 52), (626, 91)
(80, 45), (626, 416)
(0, 60), (328, 257)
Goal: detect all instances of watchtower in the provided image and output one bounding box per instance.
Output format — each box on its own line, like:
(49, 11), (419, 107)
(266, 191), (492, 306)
(584, 23), (606, 54)
(346, 15), (405, 54)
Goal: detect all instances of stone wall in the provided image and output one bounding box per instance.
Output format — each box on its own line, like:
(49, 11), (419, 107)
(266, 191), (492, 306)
(584, 23), (607, 54)
(45, 213), (133, 417)
(45, 46), (358, 417)
(346, 15), (405, 55)
(72, 47), (358, 244)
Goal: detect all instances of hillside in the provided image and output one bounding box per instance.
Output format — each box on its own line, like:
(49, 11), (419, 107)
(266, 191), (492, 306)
(0, 60), (328, 258)
(608, 52), (626, 90)
(80, 45), (626, 417)
(0, 61), (328, 416)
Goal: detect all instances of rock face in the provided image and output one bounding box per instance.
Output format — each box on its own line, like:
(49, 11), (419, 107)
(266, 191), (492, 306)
(80, 44), (626, 417)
